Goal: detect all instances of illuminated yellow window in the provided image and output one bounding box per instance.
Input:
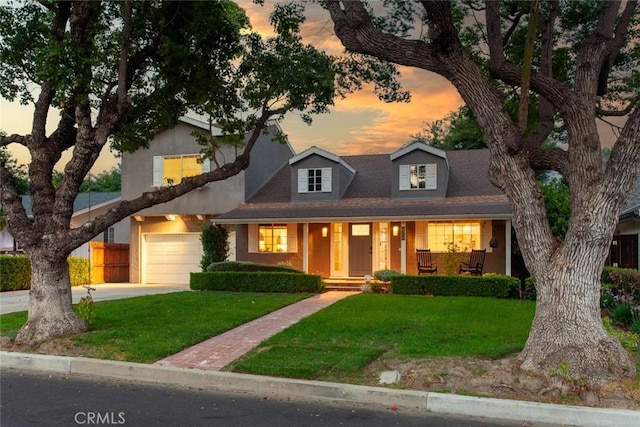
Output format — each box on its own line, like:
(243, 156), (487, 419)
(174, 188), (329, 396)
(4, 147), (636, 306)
(427, 221), (480, 252)
(163, 155), (201, 185)
(259, 224), (287, 253)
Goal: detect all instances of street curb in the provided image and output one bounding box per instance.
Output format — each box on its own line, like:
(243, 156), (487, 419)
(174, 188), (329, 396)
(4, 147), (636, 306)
(2, 351), (639, 427)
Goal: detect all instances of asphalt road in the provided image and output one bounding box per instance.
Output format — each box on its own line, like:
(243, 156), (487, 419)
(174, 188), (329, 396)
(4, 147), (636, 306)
(1, 369), (533, 427)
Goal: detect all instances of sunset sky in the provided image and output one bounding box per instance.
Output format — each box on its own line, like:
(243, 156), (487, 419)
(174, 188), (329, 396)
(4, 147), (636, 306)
(0, 1), (622, 173)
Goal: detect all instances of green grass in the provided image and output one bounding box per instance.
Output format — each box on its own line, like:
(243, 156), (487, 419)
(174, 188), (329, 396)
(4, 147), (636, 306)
(226, 294), (535, 381)
(0, 291), (309, 363)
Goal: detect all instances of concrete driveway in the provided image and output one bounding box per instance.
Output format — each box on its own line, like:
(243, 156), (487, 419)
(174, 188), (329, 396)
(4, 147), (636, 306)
(0, 283), (191, 315)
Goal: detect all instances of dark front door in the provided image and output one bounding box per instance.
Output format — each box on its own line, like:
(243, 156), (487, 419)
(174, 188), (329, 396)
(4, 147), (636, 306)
(608, 234), (639, 270)
(349, 223), (372, 277)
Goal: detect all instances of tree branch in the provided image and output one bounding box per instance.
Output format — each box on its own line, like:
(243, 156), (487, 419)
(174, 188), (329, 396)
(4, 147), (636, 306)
(0, 134), (29, 148)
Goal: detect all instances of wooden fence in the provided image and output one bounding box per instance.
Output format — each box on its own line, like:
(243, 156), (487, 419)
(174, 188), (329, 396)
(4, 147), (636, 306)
(90, 242), (129, 283)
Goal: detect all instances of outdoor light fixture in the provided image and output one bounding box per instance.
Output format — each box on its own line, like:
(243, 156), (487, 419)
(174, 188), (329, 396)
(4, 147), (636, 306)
(322, 226), (328, 237)
(134, 215), (144, 222)
(165, 215), (176, 221)
(392, 225), (399, 236)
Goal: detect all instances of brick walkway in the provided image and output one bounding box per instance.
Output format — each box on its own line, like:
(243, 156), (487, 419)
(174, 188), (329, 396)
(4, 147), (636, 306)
(155, 291), (358, 371)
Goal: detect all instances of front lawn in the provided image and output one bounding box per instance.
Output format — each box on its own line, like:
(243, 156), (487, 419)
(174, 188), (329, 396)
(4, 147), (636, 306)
(226, 294), (536, 381)
(0, 291), (309, 363)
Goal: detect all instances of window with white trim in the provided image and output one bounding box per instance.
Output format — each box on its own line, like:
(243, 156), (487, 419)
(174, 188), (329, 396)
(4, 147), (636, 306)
(103, 227), (115, 243)
(153, 154), (210, 186)
(248, 224), (298, 253)
(426, 221), (480, 252)
(399, 164), (437, 190)
(297, 168), (332, 193)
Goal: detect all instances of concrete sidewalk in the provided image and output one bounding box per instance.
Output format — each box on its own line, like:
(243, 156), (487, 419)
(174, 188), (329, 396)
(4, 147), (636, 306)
(0, 282), (190, 314)
(2, 352), (638, 427)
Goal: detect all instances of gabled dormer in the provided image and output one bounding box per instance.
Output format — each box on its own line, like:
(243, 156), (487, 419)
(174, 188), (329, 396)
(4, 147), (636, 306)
(390, 142), (449, 199)
(289, 146), (356, 202)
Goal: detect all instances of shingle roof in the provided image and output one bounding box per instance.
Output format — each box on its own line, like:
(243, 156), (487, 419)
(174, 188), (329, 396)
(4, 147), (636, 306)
(218, 149), (511, 222)
(621, 178), (640, 217)
(19, 192), (121, 216)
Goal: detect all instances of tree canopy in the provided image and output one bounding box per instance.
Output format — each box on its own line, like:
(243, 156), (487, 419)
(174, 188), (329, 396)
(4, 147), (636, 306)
(325, 0), (640, 387)
(0, 0), (402, 345)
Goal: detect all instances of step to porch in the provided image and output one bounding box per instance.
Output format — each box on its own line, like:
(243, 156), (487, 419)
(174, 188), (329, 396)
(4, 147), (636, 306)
(323, 278), (366, 292)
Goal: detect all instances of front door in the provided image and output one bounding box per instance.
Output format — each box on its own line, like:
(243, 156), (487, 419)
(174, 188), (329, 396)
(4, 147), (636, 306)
(349, 223), (372, 277)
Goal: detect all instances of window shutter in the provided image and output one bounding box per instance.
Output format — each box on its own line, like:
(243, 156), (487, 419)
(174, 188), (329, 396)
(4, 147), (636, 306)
(297, 169), (307, 193)
(153, 156), (163, 187)
(399, 165), (410, 190)
(201, 154), (210, 174)
(425, 164), (437, 189)
(287, 223), (298, 253)
(321, 168), (332, 192)
(248, 224), (258, 253)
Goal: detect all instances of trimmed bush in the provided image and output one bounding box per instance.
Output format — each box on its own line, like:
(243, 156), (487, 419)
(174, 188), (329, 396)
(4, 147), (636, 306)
(391, 274), (519, 298)
(190, 271), (323, 293)
(207, 261), (303, 274)
(373, 269), (400, 282)
(68, 257), (90, 287)
(0, 256), (89, 291)
(524, 276), (536, 301)
(0, 255), (31, 291)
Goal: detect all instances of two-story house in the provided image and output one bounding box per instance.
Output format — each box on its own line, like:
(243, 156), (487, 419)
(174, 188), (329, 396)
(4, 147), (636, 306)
(215, 142), (513, 278)
(121, 116), (294, 284)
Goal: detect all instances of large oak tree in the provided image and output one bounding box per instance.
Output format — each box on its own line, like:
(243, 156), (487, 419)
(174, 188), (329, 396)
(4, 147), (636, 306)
(0, 0), (343, 344)
(325, 0), (639, 387)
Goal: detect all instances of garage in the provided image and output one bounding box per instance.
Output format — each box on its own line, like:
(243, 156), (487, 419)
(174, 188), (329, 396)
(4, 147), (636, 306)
(144, 233), (203, 284)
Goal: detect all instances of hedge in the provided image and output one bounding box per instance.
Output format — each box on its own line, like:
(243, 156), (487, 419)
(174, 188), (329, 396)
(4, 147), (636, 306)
(391, 274), (520, 298)
(0, 255), (31, 291)
(0, 255), (90, 291)
(207, 261), (304, 274)
(190, 271), (323, 293)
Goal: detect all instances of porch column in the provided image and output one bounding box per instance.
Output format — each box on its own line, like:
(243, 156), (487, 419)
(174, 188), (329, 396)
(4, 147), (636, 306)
(400, 221), (406, 274)
(303, 223), (309, 273)
(506, 220), (512, 276)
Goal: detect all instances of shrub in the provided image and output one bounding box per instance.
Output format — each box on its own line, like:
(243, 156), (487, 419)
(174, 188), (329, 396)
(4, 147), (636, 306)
(390, 274), (519, 298)
(190, 271), (323, 293)
(68, 257), (90, 287)
(0, 255), (31, 291)
(200, 224), (229, 272)
(0, 256), (89, 290)
(611, 303), (635, 326)
(373, 269), (400, 283)
(608, 269), (640, 302)
(524, 276), (536, 301)
(207, 261), (303, 274)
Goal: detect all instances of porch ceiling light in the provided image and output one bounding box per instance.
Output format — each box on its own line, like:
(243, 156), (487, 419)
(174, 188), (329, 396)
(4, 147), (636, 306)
(165, 215), (176, 221)
(196, 214), (207, 221)
(134, 215), (144, 222)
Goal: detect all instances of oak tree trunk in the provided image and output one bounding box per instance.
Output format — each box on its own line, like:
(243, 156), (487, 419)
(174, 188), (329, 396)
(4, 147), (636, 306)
(519, 266), (635, 384)
(14, 252), (87, 345)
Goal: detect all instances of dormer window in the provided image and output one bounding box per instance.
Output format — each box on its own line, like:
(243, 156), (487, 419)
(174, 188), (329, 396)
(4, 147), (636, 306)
(298, 167), (332, 193)
(399, 164), (437, 190)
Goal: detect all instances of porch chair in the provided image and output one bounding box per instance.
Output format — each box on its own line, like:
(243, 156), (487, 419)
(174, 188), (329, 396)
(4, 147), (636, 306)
(458, 249), (486, 276)
(416, 249), (437, 274)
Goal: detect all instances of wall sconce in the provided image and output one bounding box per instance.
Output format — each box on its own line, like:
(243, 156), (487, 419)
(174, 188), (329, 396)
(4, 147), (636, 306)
(392, 225), (399, 236)
(322, 226), (328, 237)
(489, 237), (499, 248)
(165, 215), (176, 221)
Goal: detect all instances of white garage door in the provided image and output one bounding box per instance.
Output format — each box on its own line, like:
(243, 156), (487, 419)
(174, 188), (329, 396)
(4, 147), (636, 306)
(144, 234), (202, 284)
